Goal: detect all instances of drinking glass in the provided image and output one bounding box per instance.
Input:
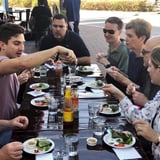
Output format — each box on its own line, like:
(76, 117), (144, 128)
(53, 148), (69, 160)
(88, 103), (100, 119)
(93, 116), (106, 137)
(33, 66), (40, 78)
(64, 133), (79, 159)
(40, 65), (47, 77)
(47, 96), (58, 129)
(68, 64), (76, 76)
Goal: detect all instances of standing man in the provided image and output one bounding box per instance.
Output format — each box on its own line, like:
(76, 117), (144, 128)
(64, 0), (81, 34)
(40, 14), (91, 65)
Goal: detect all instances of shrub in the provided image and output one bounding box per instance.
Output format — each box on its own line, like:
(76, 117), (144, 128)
(0, 0), (157, 11)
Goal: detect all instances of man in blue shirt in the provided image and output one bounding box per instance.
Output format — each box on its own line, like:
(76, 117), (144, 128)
(40, 14), (91, 66)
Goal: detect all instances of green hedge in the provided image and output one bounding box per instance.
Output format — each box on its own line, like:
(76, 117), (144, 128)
(0, 0), (157, 11)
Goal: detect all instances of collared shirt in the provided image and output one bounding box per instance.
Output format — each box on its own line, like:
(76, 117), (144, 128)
(40, 30), (90, 58)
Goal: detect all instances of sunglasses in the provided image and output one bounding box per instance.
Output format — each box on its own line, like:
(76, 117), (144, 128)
(52, 24), (65, 28)
(103, 28), (115, 34)
(141, 49), (151, 55)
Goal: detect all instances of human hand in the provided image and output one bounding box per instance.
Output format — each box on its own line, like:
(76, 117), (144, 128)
(96, 52), (109, 65)
(10, 116), (29, 129)
(18, 70), (29, 84)
(0, 142), (23, 160)
(57, 46), (77, 64)
(126, 83), (140, 95)
(101, 84), (125, 101)
(132, 91), (148, 106)
(134, 119), (158, 143)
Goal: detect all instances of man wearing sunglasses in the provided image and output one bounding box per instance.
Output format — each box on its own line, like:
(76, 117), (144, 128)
(40, 14), (91, 66)
(96, 17), (129, 92)
(106, 18), (152, 94)
(96, 17), (129, 74)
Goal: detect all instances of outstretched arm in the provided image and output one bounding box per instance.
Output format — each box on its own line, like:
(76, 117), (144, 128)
(0, 46), (76, 75)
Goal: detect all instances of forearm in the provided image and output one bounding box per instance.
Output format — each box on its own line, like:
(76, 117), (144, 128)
(77, 56), (91, 65)
(121, 76), (133, 86)
(0, 120), (12, 132)
(0, 47), (59, 75)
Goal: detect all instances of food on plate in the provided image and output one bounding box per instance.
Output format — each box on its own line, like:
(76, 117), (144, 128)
(27, 138), (52, 153)
(110, 129), (133, 146)
(31, 83), (47, 90)
(78, 66), (92, 72)
(100, 103), (119, 113)
(95, 80), (104, 87)
(34, 99), (47, 106)
(90, 80), (104, 88)
(69, 76), (83, 82)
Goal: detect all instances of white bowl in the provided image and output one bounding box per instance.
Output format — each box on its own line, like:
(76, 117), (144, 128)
(86, 137), (97, 146)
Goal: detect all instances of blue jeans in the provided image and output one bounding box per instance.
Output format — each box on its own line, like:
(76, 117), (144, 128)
(0, 130), (12, 148)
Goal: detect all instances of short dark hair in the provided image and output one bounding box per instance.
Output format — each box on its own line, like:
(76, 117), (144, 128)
(52, 14), (68, 23)
(105, 17), (123, 30)
(0, 23), (25, 44)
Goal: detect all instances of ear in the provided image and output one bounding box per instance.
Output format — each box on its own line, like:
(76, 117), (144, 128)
(0, 41), (6, 51)
(139, 35), (147, 43)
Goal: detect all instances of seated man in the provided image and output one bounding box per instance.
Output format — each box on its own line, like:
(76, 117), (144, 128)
(39, 14), (91, 66)
(96, 17), (129, 74)
(126, 36), (160, 107)
(96, 17), (129, 92)
(106, 18), (152, 93)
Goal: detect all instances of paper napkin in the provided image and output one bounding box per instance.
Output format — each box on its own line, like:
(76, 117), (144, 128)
(36, 153), (53, 160)
(113, 147), (142, 160)
(78, 89), (105, 98)
(27, 90), (45, 97)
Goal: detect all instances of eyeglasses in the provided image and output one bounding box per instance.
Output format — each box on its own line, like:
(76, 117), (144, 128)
(52, 24), (65, 28)
(141, 49), (151, 55)
(103, 28), (115, 34)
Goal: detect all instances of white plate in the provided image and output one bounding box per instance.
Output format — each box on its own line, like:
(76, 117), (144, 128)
(29, 83), (49, 90)
(103, 132), (136, 149)
(99, 103), (121, 115)
(31, 97), (48, 107)
(87, 80), (105, 89)
(23, 138), (55, 154)
(69, 76), (83, 83)
(77, 66), (93, 73)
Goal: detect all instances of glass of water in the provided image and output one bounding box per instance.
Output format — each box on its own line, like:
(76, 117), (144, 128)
(88, 103), (100, 119)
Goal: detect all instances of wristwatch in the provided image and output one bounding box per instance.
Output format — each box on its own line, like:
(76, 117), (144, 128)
(104, 64), (111, 68)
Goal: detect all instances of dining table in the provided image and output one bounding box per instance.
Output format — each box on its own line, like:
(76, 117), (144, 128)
(11, 64), (149, 160)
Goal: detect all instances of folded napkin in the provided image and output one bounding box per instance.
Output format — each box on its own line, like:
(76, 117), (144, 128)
(78, 89), (105, 98)
(36, 153), (53, 160)
(27, 91), (45, 97)
(45, 63), (55, 69)
(113, 147), (142, 160)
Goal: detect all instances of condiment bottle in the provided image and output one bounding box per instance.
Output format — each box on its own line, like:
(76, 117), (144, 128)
(55, 59), (62, 77)
(63, 85), (73, 126)
(71, 84), (79, 111)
